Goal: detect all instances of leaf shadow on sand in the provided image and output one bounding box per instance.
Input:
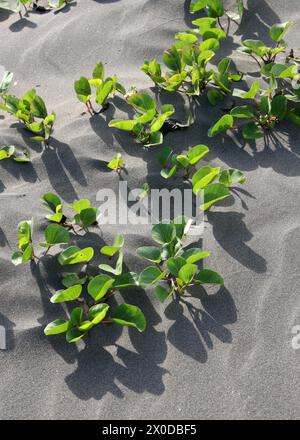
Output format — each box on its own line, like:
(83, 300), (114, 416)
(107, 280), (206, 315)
(165, 285), (237, 363)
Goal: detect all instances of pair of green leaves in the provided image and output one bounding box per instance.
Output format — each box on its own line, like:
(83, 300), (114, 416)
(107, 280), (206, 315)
(11, 220), (34, 266)
(190, 0), (244, 25)
(0, 88), (55, 142)
(238, 21), (291, 64)
(44, 303), (146, 343)
(0, 146), (30, 163)
(74, 62), (125, 110)
(41, 192), (99, 228)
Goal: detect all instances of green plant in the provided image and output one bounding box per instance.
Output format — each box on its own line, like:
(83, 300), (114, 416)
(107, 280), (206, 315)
(141, 26), (241, 103)
(208, 70), (300, 139)
(138, 217), (224, 303)
(10, 215), (146, 342)
(0, 145), (30, 163)
(158, 144), (245, 210)
(237, 21), (291, 67)
(74, 62), (126, 115)
(109, 92), (191, 146)
(41, 192), (100, 231)
(0, 89), (56, 145)
(107, 153), (124, 175)
(190, 0), (244, 33)
(0, 0), (32, 15)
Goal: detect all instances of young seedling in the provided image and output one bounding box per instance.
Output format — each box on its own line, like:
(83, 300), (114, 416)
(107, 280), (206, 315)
(142, 26), (241, 104)
(0, 89), (56, 145)
(208, 70), (300, 139)
(45, 234), (146, 343)
(190, 0), (244, 34)
(49, 0), (75, 11)
(74, 62), (126, 115)
(11, 219), (72, 265)
(138, 217), (224, 304)
(109, 92), (192, 146)
(0, 145), (30, 163)
(158, 144), (245, 210)
(41, 192), (100, 232)
(107, 153), (124, 175)
(237, 21), (292, 67)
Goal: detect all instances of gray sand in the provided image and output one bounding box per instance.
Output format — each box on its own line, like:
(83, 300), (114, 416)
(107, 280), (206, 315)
(0, 0), (300, 420)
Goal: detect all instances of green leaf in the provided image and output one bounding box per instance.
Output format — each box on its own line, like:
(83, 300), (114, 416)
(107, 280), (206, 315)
(66, 328), (86, 343)
(207, 88), (224, 105)
(233, 81), (260, 99)
(17, 219), (33, 251)
(167, 256), (187, 277)
(62, 274), (87, 288)
(70, 307), (83, 326)
(44, 320), (70, 336)
(230, 105), (255, 118)
(112, 304), (146, 332)
(163, 46), (183, 72)
(195, 268), (224, 284)
(41, 192), (62, 213)
(192, 166), (221, 194)
(178, 263), (198, 284)
(22, 243), (33, 263)
(107, 153), (124, 171)
(31, 95), (47, 119)
(127, 92), (156, 113)
(92, 62), (104, 80)
(58, 246), (94, 265)
(200, 38), (220, 52)
(71, 199), (90, 214)
(0, 145), (14, 160)
(74, 77), (92, 103)
(96, 79), (114, 106)
(88, 274), (114, 301)
(0, 71), (13, 94)
(190, 0), (208, 13)
(99, 252), (123, 276)
(208, 115), (234, 137)
(187, 144), (209, 165)
(44, 224), (70, 245)
(50, 285), (82, 303)
(79, 208), (97, 227)
(11, 251), (23, 266)
(181, 248), (211, 263)
(151, 223), (176, 244)
(219, 169), (246, 186)
(147, 131), (163, 146)
(285, 108), (300, 125)
(269, 21), (291, 42)
(271, 95), (287, 120)
(173, 215), (192, 239)
(88, 303), (110, 324)
(206, 0), (224, 17)
(201, 183), (230, 211)
(100, 234), (125, 257)
(154, 285), (170, 303)
(139, 266), (166, 288)
(113, 272), (139, 289)
(242, 122), (264, 139)
(108, 119), (137, 131)
(137, 246), (161, 263)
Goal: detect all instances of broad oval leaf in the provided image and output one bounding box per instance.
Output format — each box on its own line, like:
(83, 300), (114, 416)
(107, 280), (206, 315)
(88, 274), (114, 301)
(112, 304), (146, 332)
(44, 319), (70, 336)
(137, 246), (161, 263)
(58, 246), (94, 266)
(151, 223), (176, 245)
(208, 115), (234, 137)
(50, 285), (82, 303)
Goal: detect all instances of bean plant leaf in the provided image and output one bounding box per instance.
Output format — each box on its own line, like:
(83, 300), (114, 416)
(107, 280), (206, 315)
(58, 246), (94, 266)
(208, 115), (234, 137)
(112, 304), (146, 332)
(269, 21), (291, 42)
(50, 285), (82, 303)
